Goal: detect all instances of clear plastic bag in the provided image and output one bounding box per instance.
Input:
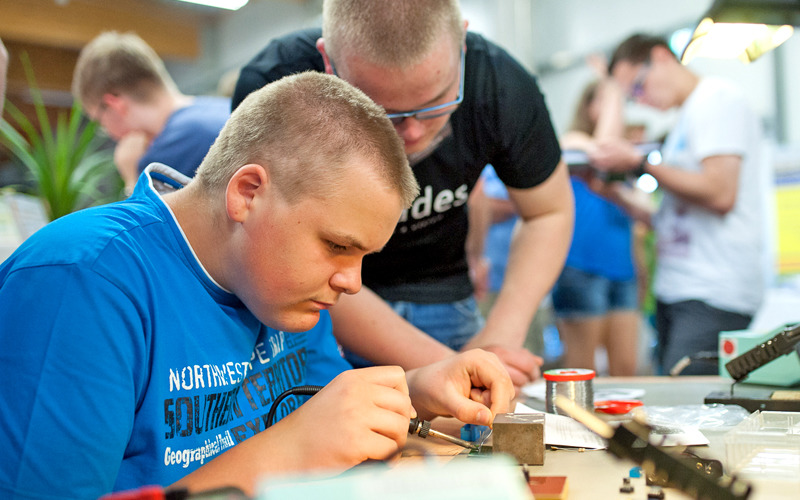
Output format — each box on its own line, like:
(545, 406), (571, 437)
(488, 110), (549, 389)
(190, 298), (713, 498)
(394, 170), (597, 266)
(637, 404), (751, 430)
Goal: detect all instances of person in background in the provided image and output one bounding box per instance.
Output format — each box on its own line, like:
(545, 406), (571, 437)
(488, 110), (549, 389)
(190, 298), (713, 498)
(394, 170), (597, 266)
(555, 75), (646, 376)
(72, 31), (230, 194)
(467, 165), (549, 360)
(590, 34), (765, 375)
(0, 71), (513, 499)
(231, 0), (574, 392)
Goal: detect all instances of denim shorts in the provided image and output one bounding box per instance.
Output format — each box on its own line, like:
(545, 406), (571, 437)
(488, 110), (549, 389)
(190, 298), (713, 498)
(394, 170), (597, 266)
(551, 266), (638, 320)
(343, 296), (484, 368)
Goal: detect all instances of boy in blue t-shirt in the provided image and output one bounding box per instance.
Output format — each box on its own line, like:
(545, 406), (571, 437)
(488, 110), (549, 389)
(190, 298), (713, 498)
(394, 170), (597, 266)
(0, 72), (512, 499)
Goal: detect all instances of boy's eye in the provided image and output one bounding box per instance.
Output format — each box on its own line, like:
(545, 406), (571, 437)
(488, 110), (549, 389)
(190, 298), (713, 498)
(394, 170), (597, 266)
(328, 241), (348, 252)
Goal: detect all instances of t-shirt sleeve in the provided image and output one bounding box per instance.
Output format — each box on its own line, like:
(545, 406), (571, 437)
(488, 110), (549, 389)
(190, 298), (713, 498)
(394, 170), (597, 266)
(484, 50), (562, 189)
(232, 64), (272, 112)
(0, 264), (145, 499)
(688, 84), (751, 160)
(231, 29), (325, 111)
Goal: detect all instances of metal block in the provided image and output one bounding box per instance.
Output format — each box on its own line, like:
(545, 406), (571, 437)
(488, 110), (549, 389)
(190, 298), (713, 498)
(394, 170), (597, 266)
(492, 412), (545, 465)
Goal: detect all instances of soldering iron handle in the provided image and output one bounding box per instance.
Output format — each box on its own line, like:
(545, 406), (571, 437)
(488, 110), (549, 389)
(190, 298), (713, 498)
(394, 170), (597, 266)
(408, 417), (430, 438)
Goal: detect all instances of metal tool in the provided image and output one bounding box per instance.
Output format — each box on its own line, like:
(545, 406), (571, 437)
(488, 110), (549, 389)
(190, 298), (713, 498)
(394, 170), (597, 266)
(408, 417), (480, 451)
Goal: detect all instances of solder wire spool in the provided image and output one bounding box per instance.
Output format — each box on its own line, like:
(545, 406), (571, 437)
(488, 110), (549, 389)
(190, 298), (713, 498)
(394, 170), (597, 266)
(544, 368), (595, 415)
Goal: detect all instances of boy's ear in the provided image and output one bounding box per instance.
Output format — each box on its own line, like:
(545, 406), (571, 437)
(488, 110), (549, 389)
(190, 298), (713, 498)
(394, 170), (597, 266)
(102, 93), (126, 114)
(225, 164), (269, 223)
(316, 38), (335, 75)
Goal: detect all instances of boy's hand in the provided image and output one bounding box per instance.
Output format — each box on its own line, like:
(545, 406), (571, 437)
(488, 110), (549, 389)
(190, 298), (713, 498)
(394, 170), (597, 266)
(405, 349), (514, 426)
(114, 131), (151, 190)
(271, 366), (414, 471)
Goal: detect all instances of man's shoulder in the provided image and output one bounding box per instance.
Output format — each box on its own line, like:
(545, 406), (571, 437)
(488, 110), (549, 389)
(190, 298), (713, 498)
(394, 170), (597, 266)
(693, 77), (748, 106)
(175, 96), (231, 125)
(245, 27), (323, 71)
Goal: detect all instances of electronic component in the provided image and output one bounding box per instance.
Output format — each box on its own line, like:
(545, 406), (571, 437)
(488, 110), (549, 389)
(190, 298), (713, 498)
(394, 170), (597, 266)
(527, 476), (568, 499)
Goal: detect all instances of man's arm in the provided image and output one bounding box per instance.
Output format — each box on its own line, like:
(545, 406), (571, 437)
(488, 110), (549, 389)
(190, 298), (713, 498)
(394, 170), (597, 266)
(644, 155), (740, 215)
(591, 140), (741, 215)
(329, 286), (456, 368)
(114, 131), (151, 194)
(463, 160), (573, 352)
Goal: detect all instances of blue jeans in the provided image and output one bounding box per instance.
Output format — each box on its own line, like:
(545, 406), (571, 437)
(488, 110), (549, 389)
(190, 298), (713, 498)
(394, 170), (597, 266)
(655, 299), (752, 376)
(344, 296), (485, 368)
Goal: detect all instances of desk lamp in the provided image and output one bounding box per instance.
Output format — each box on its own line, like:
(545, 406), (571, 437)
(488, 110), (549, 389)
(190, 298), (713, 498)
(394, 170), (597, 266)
(681, 0), (800, 64)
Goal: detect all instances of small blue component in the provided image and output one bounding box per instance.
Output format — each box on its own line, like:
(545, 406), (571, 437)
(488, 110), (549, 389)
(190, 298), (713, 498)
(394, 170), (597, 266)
(629, 466), (643, 478)
(461, 423), (489, 442)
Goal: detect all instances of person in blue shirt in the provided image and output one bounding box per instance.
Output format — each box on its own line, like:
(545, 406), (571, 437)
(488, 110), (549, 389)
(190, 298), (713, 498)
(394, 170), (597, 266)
(555, 76), (645, 376)
(0, 71), (512, 499)
(72, 31), (231, 194)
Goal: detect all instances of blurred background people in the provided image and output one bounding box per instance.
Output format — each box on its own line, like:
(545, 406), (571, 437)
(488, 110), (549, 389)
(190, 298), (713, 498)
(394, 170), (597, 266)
(554, 70), (646, 376)
(590, 34), (765, 375)
(72, 31), (230, 193)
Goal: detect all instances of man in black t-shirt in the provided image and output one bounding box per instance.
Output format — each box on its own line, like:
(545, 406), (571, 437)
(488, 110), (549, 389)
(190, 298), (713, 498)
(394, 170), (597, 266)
(233, 0), (573, 390)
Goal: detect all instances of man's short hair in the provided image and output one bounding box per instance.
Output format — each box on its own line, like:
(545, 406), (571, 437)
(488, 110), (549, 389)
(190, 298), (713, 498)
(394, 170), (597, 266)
(195, 71), (419, 207)
(322, 0), (463, 67)
(72, 31), (177, 109)
(608, 34), (673, 74)
(569, 80), (601, 136)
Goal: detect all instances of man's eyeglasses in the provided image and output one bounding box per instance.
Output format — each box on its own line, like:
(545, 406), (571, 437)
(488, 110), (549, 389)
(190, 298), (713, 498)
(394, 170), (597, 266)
(329, 48), (465, 126)
(630, 63), (650, 100)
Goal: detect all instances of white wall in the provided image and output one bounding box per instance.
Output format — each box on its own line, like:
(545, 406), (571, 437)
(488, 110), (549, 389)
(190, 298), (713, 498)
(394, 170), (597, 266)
(166, 0), (323, 95)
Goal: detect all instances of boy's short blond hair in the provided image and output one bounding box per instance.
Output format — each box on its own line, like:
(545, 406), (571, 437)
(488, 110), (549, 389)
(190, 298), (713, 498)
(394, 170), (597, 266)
(72, 31), (177, 109)
(322, 0), (463, 67)
(195, 71), (419, 207)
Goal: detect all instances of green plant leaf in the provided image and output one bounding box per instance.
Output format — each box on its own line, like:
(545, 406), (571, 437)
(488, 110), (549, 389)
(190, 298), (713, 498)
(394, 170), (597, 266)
(0, 53), (121, 220)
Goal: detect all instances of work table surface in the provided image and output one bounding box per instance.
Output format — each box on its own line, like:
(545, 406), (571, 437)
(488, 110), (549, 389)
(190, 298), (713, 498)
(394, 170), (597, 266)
(398, 376), (800, 500)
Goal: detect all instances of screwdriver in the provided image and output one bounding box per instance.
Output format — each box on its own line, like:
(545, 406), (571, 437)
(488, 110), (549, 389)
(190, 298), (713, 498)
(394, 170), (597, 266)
(408, 417), (480, 451)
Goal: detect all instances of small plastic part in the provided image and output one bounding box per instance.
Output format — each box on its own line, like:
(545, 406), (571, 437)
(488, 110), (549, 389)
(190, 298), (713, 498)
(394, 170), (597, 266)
(629, 466), (643, 478)
(594, 399), (644, 414)
(527, 476), (569, 499)
(461, 423), (489, 441)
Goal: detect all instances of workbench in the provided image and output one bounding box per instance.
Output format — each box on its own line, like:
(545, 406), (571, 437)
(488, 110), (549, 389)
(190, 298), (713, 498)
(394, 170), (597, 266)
(399, 376), (800, 500)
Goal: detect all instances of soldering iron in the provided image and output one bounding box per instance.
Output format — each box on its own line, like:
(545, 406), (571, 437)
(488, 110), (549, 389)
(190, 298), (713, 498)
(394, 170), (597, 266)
(267, 385), (480, 451)
(408, 417), (480, 451)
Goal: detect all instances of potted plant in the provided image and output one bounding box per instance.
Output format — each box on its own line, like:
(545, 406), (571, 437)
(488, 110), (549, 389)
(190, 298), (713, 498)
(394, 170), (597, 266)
(0, 53), (121, 221)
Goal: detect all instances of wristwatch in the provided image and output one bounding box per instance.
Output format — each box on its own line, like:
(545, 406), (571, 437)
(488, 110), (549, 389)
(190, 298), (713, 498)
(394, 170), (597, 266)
(634, 150), (662, 178)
